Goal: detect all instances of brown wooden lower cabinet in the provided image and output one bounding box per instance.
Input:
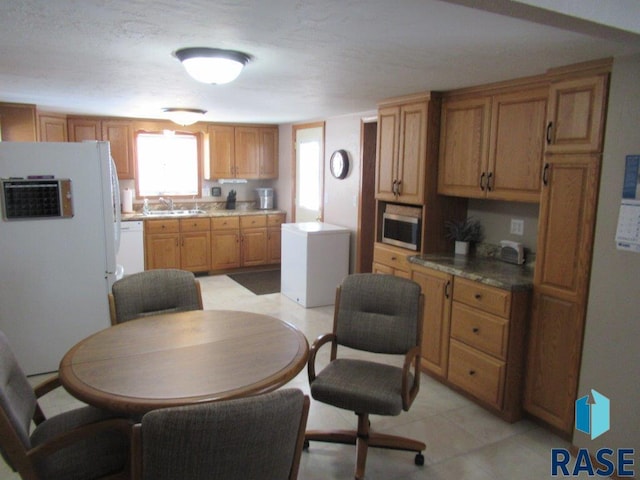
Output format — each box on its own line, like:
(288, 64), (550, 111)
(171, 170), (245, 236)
(145, 218), (209, 273)
(411, 264), (530, 422)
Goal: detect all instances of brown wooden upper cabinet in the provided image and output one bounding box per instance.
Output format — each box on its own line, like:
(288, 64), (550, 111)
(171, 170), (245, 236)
(207, 125), (278, 180)
(545, 74), (608, 154)
(37, 113), (68, 142)
(376, 94), (434, 205)
(0, 103), (37, 142)
(67, 117), (135, 179)
(438, 86), (547, 203)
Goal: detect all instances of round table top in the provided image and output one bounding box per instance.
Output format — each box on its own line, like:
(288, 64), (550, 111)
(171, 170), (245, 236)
(59, 310), (309, 415)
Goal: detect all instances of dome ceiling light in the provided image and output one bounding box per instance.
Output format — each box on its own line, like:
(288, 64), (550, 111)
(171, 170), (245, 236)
(162, 108), (207, 126)
(173, 47), (251, 85)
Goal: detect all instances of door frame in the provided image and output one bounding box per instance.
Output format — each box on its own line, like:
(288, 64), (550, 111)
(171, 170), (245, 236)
(290, 122), (325, 222)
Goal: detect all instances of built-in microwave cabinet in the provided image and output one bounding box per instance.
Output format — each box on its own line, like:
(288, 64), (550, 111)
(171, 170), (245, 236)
(438, 86), (548, 203)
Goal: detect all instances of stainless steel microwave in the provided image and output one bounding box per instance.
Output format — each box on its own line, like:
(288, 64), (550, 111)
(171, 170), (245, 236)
(381, 212), (421, 251)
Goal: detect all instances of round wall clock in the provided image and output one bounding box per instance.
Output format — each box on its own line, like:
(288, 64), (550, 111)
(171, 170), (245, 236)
(330, 149), (349, 179)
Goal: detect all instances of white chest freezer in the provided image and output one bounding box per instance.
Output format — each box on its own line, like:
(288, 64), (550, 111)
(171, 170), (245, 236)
(281, 222), (350, 308)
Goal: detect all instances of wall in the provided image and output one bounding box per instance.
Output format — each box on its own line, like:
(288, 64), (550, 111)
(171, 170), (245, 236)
(575, 54), (640, 453)
(467, 199), (540, 253)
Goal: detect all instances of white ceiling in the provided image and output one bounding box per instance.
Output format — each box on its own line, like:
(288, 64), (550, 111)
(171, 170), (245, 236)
(1, 0), (639, 124)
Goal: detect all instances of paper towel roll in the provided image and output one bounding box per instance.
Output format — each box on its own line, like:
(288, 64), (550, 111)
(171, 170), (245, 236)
(121, 188), (134, 213)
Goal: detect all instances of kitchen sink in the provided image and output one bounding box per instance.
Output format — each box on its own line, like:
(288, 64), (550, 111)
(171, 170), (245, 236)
(144, 209), (206, 216)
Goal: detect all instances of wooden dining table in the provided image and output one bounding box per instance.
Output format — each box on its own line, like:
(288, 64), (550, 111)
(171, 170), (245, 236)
(58, 309), (309, 415)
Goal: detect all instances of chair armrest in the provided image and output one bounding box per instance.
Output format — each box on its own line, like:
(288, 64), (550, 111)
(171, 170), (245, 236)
(32, 375), (62, 424)
(26, 417), (133, 463)
(33, 375), (61, 398)
(401, 345), (421, 410)
(307, 333), (337, 384)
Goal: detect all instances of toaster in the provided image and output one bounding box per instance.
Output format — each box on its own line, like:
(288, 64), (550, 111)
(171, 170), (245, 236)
(500, 240), (525, 265)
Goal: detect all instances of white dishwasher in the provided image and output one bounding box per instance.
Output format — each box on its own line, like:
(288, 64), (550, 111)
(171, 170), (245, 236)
(117, 220), (144, 277)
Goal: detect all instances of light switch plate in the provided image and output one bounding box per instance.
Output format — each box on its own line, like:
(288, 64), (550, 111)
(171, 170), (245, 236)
(510, 219), (524, 236)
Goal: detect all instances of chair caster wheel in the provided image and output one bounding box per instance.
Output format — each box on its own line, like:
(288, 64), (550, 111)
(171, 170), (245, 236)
(415, 453), (425, 466)
(303, 440), (310, 450)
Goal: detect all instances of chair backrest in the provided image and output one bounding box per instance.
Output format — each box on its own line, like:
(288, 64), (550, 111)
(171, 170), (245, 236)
(334, 273), (422, 354)
(109, 269), (203, 324)
(132, 389), (309, 480)
(0, 331), (37, 470)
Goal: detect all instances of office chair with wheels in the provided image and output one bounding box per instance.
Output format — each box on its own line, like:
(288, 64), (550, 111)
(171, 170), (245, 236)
(305, 273), (425, 480)
(109, 268), (203, 325)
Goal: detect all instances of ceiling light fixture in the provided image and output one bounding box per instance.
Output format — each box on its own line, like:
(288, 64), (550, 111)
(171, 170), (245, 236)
(162, 108), (207, 126)
(173, 47), (251, 85)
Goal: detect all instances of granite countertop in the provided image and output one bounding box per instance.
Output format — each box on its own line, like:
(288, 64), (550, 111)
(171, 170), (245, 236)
(408, 254), (534, 291)
(122, 208), (285, 221)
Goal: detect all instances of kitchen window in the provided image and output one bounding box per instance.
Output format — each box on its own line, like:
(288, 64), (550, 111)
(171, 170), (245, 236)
(135, 130), (202, 197)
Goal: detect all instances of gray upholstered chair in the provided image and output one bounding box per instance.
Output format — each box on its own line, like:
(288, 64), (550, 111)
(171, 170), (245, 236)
(0, 331), (132, 480)
(108, 268), (203, 325)
(305, 273), (425, 480)
(130, 389), (310, 480)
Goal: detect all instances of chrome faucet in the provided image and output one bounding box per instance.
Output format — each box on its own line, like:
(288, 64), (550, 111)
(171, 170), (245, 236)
(159, 197), (174, 210)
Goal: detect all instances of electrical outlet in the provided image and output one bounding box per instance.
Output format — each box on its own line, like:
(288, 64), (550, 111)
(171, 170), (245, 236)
(510, 219), (524, 236)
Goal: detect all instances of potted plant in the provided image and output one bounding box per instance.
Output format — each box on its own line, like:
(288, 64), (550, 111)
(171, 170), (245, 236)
(444, 217), (483, 255)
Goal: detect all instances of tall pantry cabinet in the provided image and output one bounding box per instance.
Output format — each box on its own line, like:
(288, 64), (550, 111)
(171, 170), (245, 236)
(523, 61), (610, 434)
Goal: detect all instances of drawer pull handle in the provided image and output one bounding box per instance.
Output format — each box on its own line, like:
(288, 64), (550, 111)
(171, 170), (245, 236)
(469, 370), (476, 376)
(472, 327), (479, 334)
(391, 256), (397, 261)
(474, 294), (482, 300)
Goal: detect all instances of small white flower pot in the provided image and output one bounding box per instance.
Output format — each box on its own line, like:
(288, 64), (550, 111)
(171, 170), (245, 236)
(455, 241), (470, 256)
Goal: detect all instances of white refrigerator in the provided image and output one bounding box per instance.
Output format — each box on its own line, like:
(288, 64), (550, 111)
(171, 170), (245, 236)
(0, 141), (120, 375)
(281, 222), (350, 308)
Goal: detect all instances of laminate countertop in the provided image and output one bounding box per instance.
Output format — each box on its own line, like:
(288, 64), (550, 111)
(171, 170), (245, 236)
(408, 254), (534, 291)
(122, 209), (286, 221)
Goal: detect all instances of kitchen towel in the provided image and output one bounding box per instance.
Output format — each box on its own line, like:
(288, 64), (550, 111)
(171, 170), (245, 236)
(121, 188), (134, 213)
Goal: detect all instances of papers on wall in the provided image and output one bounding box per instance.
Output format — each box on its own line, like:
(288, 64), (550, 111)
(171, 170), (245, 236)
(615, 155), (640, 252)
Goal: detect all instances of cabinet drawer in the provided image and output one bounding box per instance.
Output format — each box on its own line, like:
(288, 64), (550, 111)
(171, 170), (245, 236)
(267, 213), (285, 227)
(373, 244), (409, 270)
(453, 277), (511, 318)
(449, 340), (505, 408)
(451, 302), (508, 359)
(144, 219), (179, 234)
(211, 216), (239, 230)
(179, 218), (210, 232)
(240, 215), (267, 229)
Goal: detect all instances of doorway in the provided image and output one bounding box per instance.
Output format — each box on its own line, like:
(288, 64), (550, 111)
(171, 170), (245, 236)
(292, 122), (325, 222)
(356, 119), (377, 273)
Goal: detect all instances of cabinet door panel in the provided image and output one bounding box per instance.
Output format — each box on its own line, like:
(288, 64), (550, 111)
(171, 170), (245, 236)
(259, 127), (278, 178)
(208, 125), (235, 179)
(181, 232), (211, 272)
(241, 228), (267, 266)
(546, 75), (608, 153)
(211, 231), (241, 270)
(488, 89), (547, 202)
(145, 234), (180, 270)
(524, 292), (582, 432)
(438, 97), (491, 198)
(397, 102), (427, 204)
(38, 114), (68, 142)
(375, 106), (399, 200)
(68, 118), (101, 142)
(234, 127), (260, 178)
(103, 120), (134, 179)
(411, 267), (452, 378)
(535, 155), (600, 298)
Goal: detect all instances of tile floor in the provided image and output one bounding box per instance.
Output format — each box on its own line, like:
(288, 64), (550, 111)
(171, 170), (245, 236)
(3, 273), (593, 479)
